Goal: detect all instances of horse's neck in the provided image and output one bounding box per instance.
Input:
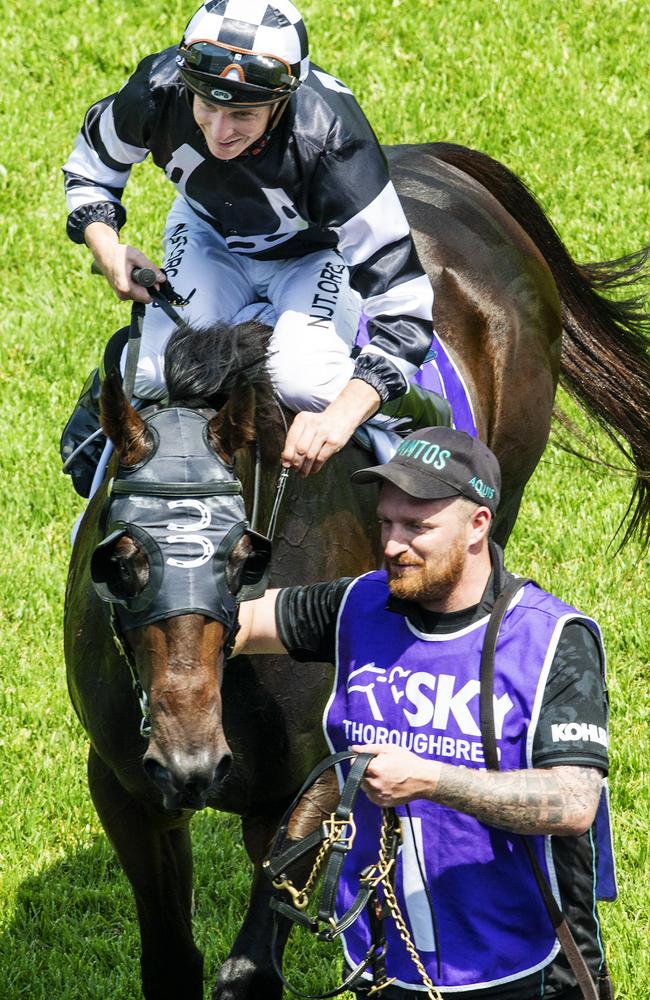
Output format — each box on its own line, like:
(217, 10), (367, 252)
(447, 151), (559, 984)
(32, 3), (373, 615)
(235, 440), (382, 586)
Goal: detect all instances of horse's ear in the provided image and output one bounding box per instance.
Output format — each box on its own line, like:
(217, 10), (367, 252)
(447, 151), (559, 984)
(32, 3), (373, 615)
(207, 380), (257, 462)
(100, 368), (154, 467)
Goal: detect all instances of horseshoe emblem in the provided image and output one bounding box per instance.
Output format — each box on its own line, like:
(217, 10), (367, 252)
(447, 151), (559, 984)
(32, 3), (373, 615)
(165, 499), (214, 567)
(166, 498), (212, 532)
(165, 534), (215, 568)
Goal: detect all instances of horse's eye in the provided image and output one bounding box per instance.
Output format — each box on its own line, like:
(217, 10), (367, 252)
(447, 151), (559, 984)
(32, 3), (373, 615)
(119, 559), (140, 590)
(108, 538), (150, 599)
(226, 536), (252, 595)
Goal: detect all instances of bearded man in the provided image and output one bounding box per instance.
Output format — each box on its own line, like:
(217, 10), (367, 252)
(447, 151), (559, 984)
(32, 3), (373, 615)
(235, 426), (615, 1000)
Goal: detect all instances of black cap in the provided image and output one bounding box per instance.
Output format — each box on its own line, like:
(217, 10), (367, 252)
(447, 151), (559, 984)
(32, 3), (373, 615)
(351, 427), (501, 516)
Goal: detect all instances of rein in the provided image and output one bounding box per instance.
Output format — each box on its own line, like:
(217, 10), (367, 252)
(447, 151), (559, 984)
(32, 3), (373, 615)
(250, 401), (291, 539)
(264, 751), (442, 1000)
(107, 606), (152, 738)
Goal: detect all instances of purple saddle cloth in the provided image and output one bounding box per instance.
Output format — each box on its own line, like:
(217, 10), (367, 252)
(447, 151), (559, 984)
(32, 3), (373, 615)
(355, 316), (477, 437)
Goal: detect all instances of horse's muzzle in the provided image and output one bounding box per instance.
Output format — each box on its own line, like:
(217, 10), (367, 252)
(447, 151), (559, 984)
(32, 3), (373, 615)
(143, 749), (233, 811)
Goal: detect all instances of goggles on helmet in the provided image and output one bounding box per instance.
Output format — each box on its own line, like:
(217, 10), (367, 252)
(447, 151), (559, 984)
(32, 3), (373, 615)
(178, 40), (299, 105)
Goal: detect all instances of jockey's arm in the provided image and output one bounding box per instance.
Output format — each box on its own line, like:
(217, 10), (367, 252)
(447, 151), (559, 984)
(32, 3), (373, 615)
(233, 589), (287, 656)
(281, 377), (381, 477)
(64, 60), (164, 304)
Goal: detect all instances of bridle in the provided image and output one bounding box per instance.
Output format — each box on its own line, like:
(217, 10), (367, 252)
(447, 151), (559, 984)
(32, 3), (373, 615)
(263, 752), (442, 1000)
(94, 454), (257, 739)
(89, 288), (289, 739)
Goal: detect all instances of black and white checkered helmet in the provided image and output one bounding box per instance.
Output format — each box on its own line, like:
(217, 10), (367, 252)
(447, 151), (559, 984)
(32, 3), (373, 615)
(179, 0), (309, 106)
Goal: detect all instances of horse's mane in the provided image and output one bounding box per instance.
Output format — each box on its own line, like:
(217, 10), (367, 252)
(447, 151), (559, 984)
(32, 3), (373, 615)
(164, 320), (283, 463)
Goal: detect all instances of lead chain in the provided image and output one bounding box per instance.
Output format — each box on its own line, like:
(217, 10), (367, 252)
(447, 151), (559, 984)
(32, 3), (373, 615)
(271, 823), (345, 909)
(372, 810), (443, 1000)
(298, 835), (334, 904)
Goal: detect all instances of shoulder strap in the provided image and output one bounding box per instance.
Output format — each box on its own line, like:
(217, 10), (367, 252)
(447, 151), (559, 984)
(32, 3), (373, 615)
(479, 575), (529, 769)
(479, 577), (599, 1000)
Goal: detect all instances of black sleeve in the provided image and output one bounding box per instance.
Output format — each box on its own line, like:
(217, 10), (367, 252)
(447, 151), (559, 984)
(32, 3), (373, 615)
(275, 578), (353, 663)
(532, 621), (609, 773)
(63, 50), (163, 243)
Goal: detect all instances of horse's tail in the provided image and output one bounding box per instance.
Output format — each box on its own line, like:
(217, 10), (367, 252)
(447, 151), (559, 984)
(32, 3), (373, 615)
(431, 142), (650, 546)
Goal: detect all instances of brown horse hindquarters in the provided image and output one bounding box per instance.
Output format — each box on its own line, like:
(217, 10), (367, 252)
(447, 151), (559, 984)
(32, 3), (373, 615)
(388, 144), (562, 544)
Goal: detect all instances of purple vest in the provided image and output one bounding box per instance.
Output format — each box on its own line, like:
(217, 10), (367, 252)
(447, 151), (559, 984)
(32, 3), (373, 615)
(324, 571), (612, 992)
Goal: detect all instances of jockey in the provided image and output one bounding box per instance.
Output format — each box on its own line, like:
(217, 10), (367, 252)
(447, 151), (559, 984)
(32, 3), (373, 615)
(61, 0), (451, 497)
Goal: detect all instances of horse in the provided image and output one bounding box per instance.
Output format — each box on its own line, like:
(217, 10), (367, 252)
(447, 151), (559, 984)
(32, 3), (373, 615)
(64, 142), (650, 1000)
(389, 143), (650, 548)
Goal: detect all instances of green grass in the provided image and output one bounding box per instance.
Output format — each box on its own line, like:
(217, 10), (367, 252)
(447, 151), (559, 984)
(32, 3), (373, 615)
(0, 0), (648, 997)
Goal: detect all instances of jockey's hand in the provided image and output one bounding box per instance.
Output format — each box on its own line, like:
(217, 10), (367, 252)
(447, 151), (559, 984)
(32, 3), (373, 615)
(282, 409), (352, 477)
(84, 221), (166, 304)
(352, 743), (439, 808)
(282, 379), (381, 477)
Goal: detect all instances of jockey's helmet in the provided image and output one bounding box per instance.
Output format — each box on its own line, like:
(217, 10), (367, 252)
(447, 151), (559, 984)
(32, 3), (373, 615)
(178, 0), (309, 108)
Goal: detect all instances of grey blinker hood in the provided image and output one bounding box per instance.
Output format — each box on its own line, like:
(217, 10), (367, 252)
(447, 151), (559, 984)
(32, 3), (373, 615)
(90, 408), (271, 631)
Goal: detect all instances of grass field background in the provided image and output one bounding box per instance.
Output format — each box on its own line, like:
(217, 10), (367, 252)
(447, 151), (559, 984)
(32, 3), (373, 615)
(0, 0), (648, 997)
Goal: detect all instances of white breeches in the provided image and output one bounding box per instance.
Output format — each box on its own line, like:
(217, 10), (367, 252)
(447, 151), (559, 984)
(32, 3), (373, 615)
(127, 196), (361, 410)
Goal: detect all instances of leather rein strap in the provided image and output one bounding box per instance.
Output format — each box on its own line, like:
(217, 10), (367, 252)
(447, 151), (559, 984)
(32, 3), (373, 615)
(264, 751), (401, 999)
(479, 577), (599, 1000)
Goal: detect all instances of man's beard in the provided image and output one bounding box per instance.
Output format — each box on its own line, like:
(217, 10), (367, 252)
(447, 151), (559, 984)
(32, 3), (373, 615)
(387, 534), (466, 605)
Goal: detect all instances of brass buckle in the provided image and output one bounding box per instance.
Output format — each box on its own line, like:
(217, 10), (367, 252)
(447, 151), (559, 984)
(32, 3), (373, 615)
(323, 812), (357, 851)
(269, 875), (309, 910)
(316, 915), (340, 943)
(360, 858), (395, 889)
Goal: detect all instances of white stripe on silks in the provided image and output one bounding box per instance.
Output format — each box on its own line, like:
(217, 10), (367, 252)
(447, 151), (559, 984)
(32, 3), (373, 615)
(65, 186), (120, 212)
(63, 133), (131, 191)
(363, 273), (435, 323)
(311, 70), (353, 95)
(358, 344), (419, 383)
(99, 104), (149, 166)
(334, 181), (411, 267)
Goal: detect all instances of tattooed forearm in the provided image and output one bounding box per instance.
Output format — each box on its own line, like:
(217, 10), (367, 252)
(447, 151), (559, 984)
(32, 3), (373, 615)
(430, 765), (604, 836)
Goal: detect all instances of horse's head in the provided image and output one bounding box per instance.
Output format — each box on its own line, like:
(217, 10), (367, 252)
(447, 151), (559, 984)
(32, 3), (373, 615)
(90, 321), (280, 810)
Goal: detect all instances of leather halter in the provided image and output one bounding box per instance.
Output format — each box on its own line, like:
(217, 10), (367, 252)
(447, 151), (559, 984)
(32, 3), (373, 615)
(263, 751), (402, 998)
